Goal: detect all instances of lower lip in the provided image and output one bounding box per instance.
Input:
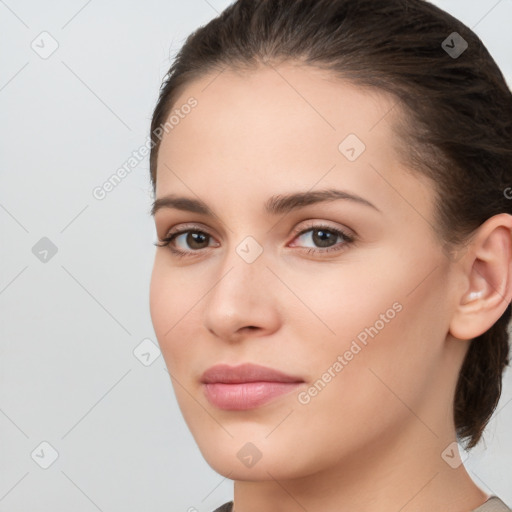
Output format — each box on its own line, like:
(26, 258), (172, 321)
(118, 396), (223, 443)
(203, 381), (303, 410)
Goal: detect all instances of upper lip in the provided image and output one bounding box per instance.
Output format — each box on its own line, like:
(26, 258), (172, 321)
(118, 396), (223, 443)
(201, 363), (304, 384)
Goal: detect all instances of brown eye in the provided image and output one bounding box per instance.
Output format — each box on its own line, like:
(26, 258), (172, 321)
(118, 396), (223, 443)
(156, 229), (213, 252)
(182, 231), (210, 250)
(290, 225), (355, 254)
(311, 228), (340, 248)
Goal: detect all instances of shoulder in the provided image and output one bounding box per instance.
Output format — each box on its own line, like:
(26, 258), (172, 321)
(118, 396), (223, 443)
(472, 496), (511, 512)
(211, 501), (233, 512)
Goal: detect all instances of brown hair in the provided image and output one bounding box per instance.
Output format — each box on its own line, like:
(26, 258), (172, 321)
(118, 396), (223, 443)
(149, 0), (512, 449)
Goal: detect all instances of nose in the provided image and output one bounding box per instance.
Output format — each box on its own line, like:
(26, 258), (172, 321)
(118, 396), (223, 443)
(202, 242), (281, 342)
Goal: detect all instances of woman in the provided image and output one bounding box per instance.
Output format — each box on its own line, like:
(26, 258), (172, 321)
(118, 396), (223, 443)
(148, 0), (512, 510)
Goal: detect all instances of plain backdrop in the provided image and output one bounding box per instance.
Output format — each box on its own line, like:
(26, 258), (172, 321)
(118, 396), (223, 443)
(1, 1), (511, 510)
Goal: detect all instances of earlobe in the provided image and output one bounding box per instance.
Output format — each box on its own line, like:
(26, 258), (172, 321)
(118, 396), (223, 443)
(449, 214), (512, 341)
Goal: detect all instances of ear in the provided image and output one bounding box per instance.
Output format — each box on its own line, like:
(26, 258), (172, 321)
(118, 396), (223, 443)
(449, 213), (512, 340)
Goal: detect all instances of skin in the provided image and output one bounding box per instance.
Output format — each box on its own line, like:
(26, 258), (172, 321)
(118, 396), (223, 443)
(149, 62), (512, 512)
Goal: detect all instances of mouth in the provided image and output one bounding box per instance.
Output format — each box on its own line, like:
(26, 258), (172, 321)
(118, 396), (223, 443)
(200, 363), (305, 410)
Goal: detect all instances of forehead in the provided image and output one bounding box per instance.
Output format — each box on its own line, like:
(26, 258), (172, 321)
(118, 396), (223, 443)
(155, 62), (433, 221)
(158, 62), (398, 162)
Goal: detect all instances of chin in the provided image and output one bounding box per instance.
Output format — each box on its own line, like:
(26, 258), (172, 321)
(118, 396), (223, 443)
(190, 429), (318, 482)
(202, 450), (305, 482)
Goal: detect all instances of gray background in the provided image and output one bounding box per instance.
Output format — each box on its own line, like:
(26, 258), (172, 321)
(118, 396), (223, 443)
(1, 1), (511, 510)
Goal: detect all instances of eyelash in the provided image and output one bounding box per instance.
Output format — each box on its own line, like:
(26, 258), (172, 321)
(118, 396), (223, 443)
(154, 222), (356, 259)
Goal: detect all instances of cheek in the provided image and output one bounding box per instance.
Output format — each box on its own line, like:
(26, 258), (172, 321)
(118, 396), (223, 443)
(149, 259), (170, 341)
(149, 257), (210, 375)
(277, 284), (445, 475)
(294, 276), (407, 415)
(280, 254), (404, 360)
(149, 259), (188, 357)
(295, 254), (448, 415)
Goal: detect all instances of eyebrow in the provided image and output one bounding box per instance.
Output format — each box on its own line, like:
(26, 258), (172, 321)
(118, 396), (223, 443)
(150, 188), (380, 217)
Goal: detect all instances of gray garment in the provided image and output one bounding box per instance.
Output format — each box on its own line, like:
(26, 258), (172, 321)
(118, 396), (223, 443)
(473, 497), (512, 512)
(212, 496), (511, 512)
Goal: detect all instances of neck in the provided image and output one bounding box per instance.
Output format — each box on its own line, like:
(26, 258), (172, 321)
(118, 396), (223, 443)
(232, 418), (488, 512)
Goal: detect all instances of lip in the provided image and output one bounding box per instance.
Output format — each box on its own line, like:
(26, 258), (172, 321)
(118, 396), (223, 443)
(201, 363), (305, 410)
(201, 363), (304, 384)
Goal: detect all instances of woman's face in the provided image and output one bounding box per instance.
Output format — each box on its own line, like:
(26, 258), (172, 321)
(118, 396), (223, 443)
(150, 63), (462, 480)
